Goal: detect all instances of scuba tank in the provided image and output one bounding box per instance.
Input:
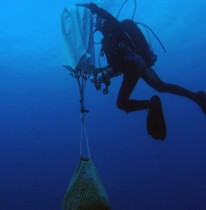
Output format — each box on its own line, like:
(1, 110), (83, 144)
(120, 19), (157, 67)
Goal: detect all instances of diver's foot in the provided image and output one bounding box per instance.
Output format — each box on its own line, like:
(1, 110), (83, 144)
(195, 91), (206, 115)
(147, 95), (166, 141)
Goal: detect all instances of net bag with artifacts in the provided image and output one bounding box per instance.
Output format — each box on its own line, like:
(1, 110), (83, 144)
(63, 158), (110, 210)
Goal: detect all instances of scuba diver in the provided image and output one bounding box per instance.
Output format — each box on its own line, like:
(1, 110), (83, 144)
(77, 3), (206, 141)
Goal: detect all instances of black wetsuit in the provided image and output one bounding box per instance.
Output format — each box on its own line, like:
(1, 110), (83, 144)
(93, 6), (198, 113)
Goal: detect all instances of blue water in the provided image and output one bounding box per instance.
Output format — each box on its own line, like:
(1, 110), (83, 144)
(1, 0), (206, 209)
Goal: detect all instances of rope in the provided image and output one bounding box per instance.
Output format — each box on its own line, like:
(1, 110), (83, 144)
(80, 112), (91, 159)
(80, 113), (83, 156)
(71, 69), (91, 159)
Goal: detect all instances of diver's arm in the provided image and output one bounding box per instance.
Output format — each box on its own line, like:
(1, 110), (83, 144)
(77, 3), (118, 24)
(90, 3), (118, 24)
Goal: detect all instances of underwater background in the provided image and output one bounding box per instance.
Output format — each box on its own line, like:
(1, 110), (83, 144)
(1, 0), (206, 209)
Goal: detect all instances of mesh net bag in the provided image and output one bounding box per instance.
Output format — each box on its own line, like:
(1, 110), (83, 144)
(62, 158), (111, 210)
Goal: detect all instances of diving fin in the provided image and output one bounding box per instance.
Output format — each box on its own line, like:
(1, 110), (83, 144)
(195, 91), (206, 115)
(147, 95), (166, 141)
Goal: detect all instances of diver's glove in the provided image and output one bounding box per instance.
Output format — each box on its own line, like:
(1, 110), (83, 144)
(76, 3), (98, 14)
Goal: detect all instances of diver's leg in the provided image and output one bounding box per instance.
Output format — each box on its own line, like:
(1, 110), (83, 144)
(142, 67), (206, 114)
(117, 68), (150, 112)
(142, 67), (197, 99)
